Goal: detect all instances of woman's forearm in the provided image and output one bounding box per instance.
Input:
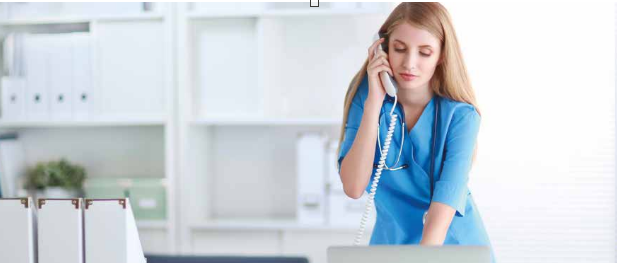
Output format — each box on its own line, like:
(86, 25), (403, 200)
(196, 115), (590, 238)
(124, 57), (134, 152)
(340, 97), (383, 199)
(420, 201), (456, 245)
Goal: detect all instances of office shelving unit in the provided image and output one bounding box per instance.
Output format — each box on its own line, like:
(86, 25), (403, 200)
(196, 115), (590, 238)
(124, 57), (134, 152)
(0, 2), (394, 262)
(0, 2), (177, 254)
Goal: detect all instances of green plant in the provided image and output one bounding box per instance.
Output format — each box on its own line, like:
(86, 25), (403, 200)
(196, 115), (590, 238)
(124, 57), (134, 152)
(25, 159), (86, 190)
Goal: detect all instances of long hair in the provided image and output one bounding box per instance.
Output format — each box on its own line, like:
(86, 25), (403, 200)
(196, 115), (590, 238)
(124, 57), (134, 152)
(338, 2), (481, 170)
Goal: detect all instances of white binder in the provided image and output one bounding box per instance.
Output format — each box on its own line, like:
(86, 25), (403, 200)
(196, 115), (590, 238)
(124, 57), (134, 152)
(84, 198), (146, 263)
(0, 137), (27, 198)
(1, 76), (26, 120)
(326, 140), (344, 192)
(24, 34), (51, 120)
(37, 198), (84, 263)
(71, 33), (94, 119)
(0, 198), (37, 263)
(296, 133), (327, 225)
(48, 34), (74, 120)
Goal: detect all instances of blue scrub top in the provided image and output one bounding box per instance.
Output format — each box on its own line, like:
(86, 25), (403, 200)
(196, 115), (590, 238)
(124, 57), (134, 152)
(338, 75), (496, 263)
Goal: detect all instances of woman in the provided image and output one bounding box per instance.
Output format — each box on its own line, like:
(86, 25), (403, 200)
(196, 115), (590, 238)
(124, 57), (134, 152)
(337, 3), (496, 262)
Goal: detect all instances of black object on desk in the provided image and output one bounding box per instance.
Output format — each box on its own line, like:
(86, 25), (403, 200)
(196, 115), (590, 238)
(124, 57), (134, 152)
(145, 255), (309, 263)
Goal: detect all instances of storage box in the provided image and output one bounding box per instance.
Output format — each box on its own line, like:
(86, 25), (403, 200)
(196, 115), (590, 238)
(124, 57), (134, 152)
(84, 177), (166, 220)
(127, 178), (166, 220)
(84, 178), (129, 199)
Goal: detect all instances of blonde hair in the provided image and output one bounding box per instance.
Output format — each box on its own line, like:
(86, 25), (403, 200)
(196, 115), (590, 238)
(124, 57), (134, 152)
(338, 2), (481, 170)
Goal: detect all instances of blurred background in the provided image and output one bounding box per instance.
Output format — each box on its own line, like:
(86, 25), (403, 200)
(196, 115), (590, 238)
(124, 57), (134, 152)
(0, 2), (614, 263)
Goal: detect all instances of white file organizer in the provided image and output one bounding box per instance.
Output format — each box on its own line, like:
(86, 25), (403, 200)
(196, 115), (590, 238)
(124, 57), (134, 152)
(0, 198), (37, 263)
(37, 198), (84, 263)
(296, 133), (327, 225)
(84, 198), (146, 263)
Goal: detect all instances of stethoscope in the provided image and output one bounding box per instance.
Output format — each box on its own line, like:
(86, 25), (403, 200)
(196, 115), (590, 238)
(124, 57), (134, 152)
(373, 95), (440, 224)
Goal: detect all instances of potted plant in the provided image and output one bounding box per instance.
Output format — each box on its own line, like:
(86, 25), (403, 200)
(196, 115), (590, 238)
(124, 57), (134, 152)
(25, 158), (86, 198)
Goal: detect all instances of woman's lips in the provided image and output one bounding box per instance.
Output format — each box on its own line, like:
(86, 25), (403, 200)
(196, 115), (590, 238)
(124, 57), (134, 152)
(400, 73), (417, 81)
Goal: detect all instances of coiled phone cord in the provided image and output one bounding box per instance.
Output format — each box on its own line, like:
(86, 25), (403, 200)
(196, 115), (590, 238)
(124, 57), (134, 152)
(354, 95), (399, 246)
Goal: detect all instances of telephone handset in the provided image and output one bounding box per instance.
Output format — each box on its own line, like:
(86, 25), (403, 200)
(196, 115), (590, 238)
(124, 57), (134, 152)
(353, 33), (401, 245)
(374, 32), (399, 97)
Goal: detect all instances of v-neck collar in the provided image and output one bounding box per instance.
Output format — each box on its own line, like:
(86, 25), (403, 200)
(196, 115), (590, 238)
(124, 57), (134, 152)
(384, 94), (437, 136)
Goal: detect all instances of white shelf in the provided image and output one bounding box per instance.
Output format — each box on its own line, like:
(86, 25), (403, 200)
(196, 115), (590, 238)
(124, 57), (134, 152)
(191, 117), (341, 126)
(137, 220), (168, 230)
(0, 117), (166, 128)
(0, 13), (164, 26)
(187, 8), (388, 19)
(190, 218), (367, 232)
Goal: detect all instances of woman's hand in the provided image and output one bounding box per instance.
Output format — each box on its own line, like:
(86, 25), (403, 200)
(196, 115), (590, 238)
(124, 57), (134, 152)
(366, 37), (394, 103)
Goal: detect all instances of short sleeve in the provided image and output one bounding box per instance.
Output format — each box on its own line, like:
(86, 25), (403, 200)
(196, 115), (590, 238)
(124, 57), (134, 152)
(431, 108), (481, 217)
(337, 76), (369, 173)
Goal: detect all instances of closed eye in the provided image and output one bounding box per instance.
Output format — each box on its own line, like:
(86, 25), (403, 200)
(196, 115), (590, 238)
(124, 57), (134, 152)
(394, 48), (431, 57)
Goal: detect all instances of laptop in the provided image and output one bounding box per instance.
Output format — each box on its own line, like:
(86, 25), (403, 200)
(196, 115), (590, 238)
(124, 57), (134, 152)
(328, 245), (491, 263)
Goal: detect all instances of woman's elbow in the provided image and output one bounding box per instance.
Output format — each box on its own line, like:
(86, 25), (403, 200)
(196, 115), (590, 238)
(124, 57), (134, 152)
(342, 182), (364, 199)
(339, 161), (366, 199)
(345, 188), (364, 199)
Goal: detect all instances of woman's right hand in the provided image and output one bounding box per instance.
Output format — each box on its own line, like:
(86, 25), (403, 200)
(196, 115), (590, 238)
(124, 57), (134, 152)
(366, 37), (394, 103)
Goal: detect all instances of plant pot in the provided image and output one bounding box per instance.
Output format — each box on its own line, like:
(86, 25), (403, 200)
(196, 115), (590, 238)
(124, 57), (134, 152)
(41, 187), (78, 199)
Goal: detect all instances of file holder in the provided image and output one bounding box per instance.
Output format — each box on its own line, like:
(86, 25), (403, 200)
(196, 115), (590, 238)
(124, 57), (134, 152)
(37, 198), (84, 263)
(0, 198), (37, 263)
(84, 198), (146, 263)
(296, 133), (327, 224)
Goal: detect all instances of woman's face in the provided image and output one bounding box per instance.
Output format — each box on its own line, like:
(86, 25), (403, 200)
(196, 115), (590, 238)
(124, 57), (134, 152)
(388, 22), (442, 92)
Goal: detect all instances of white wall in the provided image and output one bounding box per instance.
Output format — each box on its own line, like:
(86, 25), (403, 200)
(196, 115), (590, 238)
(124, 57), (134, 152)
(442, 2), (615, 262)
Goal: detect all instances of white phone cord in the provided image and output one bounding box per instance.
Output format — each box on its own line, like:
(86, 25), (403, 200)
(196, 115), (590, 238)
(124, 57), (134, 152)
(354, 95), (398, 246)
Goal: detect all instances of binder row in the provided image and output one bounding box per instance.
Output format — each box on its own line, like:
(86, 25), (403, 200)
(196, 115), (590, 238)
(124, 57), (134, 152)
(1, 32), (94, 120)
(296, 134), (372, 226)
(0, 198), (146, 263)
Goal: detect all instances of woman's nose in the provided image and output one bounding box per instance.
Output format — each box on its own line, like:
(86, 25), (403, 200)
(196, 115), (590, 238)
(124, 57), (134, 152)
(402, 52), (418, 70)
